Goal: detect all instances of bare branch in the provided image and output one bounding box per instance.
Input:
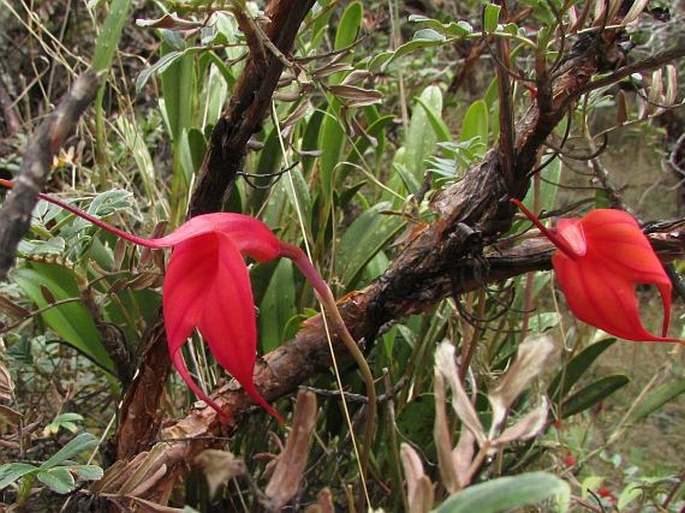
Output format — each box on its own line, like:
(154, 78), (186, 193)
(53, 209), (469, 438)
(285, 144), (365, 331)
(0, 71), (100, 280)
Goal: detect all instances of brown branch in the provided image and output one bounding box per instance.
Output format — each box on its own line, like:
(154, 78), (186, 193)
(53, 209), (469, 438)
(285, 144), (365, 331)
(560, 44), (685, 111)
(0, 71), (100, 280)
(188, 0), (315, 216)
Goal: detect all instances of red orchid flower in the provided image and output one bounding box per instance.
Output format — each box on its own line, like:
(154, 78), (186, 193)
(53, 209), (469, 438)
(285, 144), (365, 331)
(1, 178), (334, 422)
(512, 199), (683, 344)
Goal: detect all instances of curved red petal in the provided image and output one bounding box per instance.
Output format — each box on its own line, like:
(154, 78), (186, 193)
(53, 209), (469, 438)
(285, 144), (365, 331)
(196, 233), (283, 422)
(581, 210), (667, 279)
(171, 351), (225, 415)
(556, 218), (586, 256)
(162, 232), (283, 419)
(163, 234), (218, 356)
(149, 213), (282, 262)
(162, 233), (227, 415)
(553, 252), (680, 343)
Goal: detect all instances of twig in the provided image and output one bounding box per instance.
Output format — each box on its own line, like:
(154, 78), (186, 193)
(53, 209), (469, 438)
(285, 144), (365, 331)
(0, 71), (100, 280)
(560, 44), (685, 111)
(302, 375), (409, 403)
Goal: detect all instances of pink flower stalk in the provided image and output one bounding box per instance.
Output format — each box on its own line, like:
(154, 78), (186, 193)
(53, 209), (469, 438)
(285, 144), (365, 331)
(1, 178), (335, 422)
(512, 199), (683, 344)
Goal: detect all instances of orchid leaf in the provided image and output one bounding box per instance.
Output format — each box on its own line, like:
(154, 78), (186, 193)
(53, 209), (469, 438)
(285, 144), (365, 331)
(561, 375), (630, 419)
(435, 472), (570, 513)
(11, 263), (115, 374)
(548, 338), (617, 403)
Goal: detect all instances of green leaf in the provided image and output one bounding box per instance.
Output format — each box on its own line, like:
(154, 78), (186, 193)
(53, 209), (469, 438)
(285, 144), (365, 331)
(561, 375), (630, 419)
(137, 49), (192, 93)
(408, 15), (473, 38)
(11, 263), (115, 373)
(319, 100), (345, 204)
(70, 464), (104, 481)
(461, 100), (489, 148)
(483, 3), (502, 33)
(37, 467), (75, 494)
(259, 259), (296, 352)
(617, 482), (643, 510)
(368, 30), (449, 72)
(396, 394), (436, 459)
(523, 154), (562, 214)
(334, 2), (363, 51)
(416, 97), (451, 142)
(627, 378), (685, 424)
(335, 202), (405, 289)
(0, 463), (38, 490)
(283, 166), (312, 230)
(434, 472), (570, 513)
(40, 433), (99, 471)
(405, 85), (443, 183)
(91, 0), (132, 163)
(548, 338), (617, 403)
(92, 0), (131, 72)
(160, 46), (195, 143)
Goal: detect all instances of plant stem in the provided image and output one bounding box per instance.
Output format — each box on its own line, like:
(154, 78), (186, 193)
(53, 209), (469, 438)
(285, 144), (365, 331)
(282, 243), (377, 503)
(0, 178), (153, 248)
(510, 198), (578, 259)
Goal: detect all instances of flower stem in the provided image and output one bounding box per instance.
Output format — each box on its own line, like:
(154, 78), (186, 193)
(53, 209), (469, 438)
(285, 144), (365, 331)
(510, 198), (577, 259)
(281, 243), (377, 496)
(0, 178), (155, 248)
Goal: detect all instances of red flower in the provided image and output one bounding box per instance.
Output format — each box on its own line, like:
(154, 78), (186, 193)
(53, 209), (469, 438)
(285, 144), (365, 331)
(146, 214), (286, 422)
(512, 199), (683, 344)
(1, 178), (337, 422)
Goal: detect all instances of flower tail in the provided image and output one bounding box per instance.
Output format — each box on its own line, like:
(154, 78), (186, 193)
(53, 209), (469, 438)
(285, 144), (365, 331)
(0, 178), (158, 248)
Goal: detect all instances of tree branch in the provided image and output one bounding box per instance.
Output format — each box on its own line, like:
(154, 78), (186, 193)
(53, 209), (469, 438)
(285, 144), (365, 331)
(0, 72), (100, 280)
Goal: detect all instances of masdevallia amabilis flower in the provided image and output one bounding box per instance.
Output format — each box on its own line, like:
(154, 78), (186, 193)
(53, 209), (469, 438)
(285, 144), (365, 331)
(0, 178), (345, 422)
(512, 198), (683, 344)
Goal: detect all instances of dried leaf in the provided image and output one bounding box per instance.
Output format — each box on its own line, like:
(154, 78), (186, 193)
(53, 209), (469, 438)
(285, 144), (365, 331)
(113, 238), (127, 272)
(434, 372), (459, 493)
(616, 89), (628, 124)
(273, 90), (302, 102)
(664, 65), (678, 106)
(0, 362), (15, 402)
(282, 100), (311, 128)
(341, 70), (371, 86)
(312, 62), (354, 79)
(328, 85), (384, 107)
(135, 14), (203, 30)
(265, 390), (318, 509)
(119, 445), (168, 496)
(304, 488), (335, 513)
(123, 495), (187, 512)
(40, 285), (56, 304)
(400, 444), (433, 513)
(648, 69), (664, 107)
(452, 425), (476, 488)
(0, 294), (31, 321)
(126, 272), (164, 291)
(195, 450), (245, 499)
(494, 397), (549, 447)
(488, 333), (558, 436)
(621, 0), (649, 25)
(435, 341), (486, 445)
(0, 405), (22, 428)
